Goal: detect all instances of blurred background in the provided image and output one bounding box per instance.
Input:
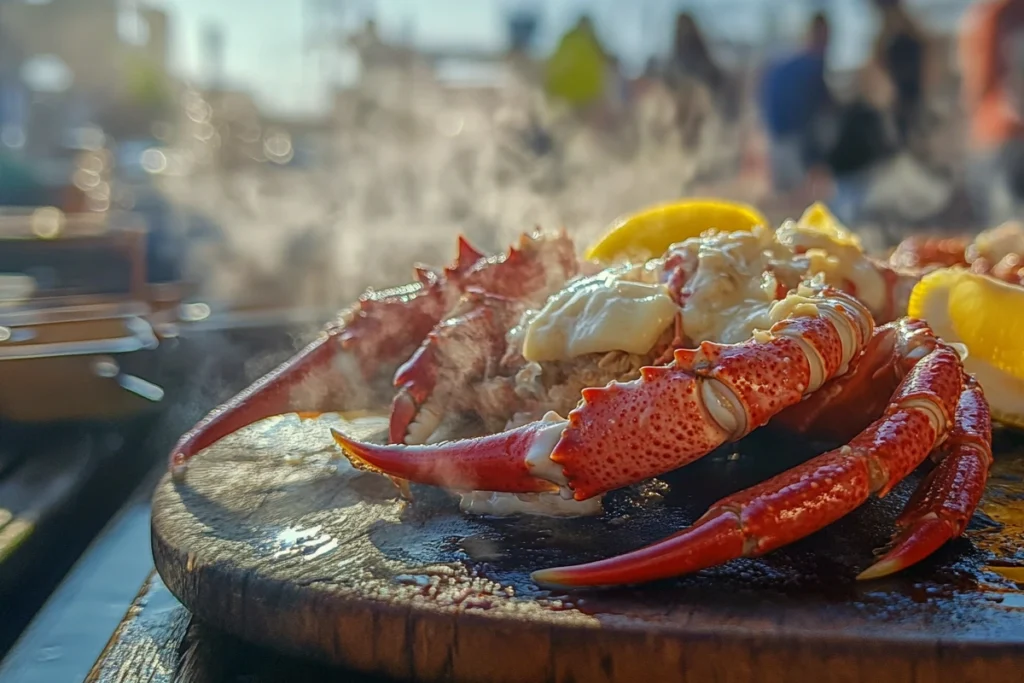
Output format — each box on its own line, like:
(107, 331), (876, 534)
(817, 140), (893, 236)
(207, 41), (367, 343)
(0, 0), (992, 314)
(0, 0), (1016, 673)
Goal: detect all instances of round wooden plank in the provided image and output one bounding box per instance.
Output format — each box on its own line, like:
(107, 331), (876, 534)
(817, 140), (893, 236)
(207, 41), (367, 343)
(153, 414), (1024, 683)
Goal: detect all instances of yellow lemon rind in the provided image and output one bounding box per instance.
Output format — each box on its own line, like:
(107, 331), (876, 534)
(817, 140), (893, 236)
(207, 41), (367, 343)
(906, 267), (968, 321)
(584, 198), (769, 264)
(947, 273), (1024, 383)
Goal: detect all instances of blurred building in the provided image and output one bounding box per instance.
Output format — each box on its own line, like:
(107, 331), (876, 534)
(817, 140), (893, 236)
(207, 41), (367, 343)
(0, 0), (173, 149)
(0, 18), (27, 140)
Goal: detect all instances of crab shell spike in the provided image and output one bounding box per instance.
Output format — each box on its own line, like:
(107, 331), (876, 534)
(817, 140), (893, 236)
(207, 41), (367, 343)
(456, 235), (484, 269)
(413, 265), (438, 286)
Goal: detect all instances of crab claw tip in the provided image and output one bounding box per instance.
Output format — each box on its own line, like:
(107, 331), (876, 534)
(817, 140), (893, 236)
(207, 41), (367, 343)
(856, 558), (903, 581)
(389, 391), (418, 444)
(530, 568), (584, 589)
(856, 516), (953, 581)
(330, 428), (382, 473)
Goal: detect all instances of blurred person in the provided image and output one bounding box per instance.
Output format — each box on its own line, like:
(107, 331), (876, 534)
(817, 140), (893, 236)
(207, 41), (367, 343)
(665, 13), (723, 96)
(757, 13), (834, 194)
(663, 13), (726, 143)
(823, 94), (898, 226)
(602, 53), (630, 125)
(871, 0), (931, 148)
(505, 10), (542, 84)
(348, 19), (383, 61)
(960, 0), (1024, 225)
(544, 15), (607, 112)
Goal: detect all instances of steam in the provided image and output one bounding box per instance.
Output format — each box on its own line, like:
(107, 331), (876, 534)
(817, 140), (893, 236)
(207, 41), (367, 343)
(157, 66), (735, 314)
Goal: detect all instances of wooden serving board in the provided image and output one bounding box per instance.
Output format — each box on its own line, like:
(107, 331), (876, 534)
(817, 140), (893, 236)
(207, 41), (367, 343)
(152, 414), (1024, 683)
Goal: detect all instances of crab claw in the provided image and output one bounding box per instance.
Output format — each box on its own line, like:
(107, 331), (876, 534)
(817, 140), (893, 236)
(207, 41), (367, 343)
(332, 416), (565, 494)
(531, 342), (969, 588)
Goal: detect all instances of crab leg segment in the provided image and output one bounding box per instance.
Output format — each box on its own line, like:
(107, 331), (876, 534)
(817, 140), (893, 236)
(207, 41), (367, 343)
(773, 319), (935, 442)
(858, 376), (992, 579)
(530, 341), (965, 588)
(331, 287), (873, 501)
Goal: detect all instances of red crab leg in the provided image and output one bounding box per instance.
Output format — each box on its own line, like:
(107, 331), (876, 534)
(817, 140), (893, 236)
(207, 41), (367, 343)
(889, 234), (971, 270)
(858, 375), (992, 579)
(169, 284), (447, 476)
(530, 343), (966, 588)
(167, 234), (489, 475)
(332, 287), (873, 500)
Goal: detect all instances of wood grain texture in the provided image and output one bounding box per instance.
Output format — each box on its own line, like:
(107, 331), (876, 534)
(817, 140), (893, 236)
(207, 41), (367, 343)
(152, 414), (1024, 683)
(86, 571), (400, 682)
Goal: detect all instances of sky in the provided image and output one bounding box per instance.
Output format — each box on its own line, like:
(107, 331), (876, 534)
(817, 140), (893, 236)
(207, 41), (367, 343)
(146, 0), (972, 117)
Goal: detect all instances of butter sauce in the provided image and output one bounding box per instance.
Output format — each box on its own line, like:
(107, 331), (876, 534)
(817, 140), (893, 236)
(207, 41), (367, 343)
(777, 217), (886, 317)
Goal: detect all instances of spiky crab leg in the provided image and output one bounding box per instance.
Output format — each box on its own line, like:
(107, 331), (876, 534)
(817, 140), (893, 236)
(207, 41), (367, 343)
(169, 231), (579, 477)
(332, 285), (874, 500)
(168, 236), (493, 476)
(531, 337), (970, 588)
(389, 231), (578, 444)
(858, 375), (992, 579)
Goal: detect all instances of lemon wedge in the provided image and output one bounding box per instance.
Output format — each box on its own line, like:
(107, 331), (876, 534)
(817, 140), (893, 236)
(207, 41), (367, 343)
(584, 199), (769, 264)
(794, 202), (862, 249)
(948, 274), (1024, 382)
(908, 268), (1024, 429)
(906, 268), (964, 335)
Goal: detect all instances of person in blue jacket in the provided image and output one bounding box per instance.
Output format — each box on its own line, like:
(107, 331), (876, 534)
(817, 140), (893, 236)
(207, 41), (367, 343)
(758, 13), (834, 194)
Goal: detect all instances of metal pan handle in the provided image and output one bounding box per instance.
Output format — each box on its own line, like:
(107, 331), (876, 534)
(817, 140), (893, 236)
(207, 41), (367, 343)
(92, 357), (165, 403)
